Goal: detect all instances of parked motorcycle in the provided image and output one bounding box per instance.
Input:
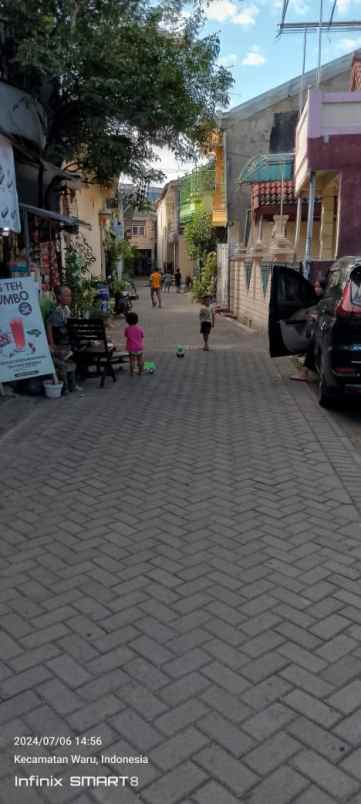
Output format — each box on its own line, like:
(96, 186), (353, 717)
(114, 290), (132, 317)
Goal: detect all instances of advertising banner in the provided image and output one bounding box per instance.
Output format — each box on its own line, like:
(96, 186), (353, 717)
(0, 277), (55, 383)
(0, 135), (21, 233)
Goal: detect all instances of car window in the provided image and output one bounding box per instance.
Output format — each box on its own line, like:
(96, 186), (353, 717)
(350, 267), (361, 307)
(278, 272), (315, 307)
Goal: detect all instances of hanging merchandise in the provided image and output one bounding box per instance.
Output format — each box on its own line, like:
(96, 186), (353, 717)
(40, 241), (60, 290)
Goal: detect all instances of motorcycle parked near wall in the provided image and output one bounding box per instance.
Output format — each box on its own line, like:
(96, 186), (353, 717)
(114, 290), (132, 317)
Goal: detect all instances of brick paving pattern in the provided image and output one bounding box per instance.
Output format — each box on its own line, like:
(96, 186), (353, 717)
(1, 285), (361, 803)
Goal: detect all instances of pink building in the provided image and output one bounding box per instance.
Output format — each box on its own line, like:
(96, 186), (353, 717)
(295, 55), (361, 261)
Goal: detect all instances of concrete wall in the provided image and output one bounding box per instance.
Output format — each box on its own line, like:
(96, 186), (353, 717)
(156, 182), (179, 271)
(229, 257), (272, 332)
(178, 234), (195, 278)
(73, 183), (114, 277)
(223, 68), (351, 247)
(157, 193), (168, 270)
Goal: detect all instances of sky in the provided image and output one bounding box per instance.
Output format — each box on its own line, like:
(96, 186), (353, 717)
(158, 0), (361, 180)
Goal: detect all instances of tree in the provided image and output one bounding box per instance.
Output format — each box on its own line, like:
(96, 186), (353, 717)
(185, 207), (216, 263)
(1, 0), (233, 189)
(192, 250), (217, 301)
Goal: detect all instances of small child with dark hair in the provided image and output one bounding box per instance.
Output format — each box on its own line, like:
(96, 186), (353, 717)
(124, 312), (144, 376)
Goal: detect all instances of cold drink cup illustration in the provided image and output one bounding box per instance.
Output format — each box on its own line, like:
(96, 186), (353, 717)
(10, 319), (26, 350)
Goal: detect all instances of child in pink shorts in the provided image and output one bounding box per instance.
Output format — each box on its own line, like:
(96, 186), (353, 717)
(124, 312), (144, 376)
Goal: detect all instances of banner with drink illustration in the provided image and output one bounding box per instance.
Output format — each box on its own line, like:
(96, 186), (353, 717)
(0, 277), (55, 384)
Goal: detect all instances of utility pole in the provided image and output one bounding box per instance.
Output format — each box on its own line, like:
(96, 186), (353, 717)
(317, 0), (323, 86)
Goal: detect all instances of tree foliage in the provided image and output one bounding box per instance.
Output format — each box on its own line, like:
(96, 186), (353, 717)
(192, 250), (217, 301)
(184, 207), (216, 262)
(1, 0), (233, 186)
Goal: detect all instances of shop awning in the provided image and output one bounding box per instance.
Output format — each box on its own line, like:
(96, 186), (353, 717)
(20, 203), (91, 230)
(239, 152), (294, 183)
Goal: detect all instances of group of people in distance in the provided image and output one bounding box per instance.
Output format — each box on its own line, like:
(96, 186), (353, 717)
(149, 267), (184, 308)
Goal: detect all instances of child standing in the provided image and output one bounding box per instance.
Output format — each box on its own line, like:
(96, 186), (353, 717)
(199, 296), (215, 351)
(124, 312), (144, 375)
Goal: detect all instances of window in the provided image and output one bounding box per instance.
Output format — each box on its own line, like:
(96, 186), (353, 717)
(350, 267), (361, 306)
(132, 223), (145, 236)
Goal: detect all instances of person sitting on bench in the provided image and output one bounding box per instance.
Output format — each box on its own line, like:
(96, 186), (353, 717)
(46, 286), (80, 392)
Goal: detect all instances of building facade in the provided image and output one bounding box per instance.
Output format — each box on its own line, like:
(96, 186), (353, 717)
(63, 181), (118, 278)
(220, 49), (360, 330)
(122, 185), (161, 275)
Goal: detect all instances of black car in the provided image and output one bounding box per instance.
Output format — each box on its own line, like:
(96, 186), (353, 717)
(268, 258), (361, 407)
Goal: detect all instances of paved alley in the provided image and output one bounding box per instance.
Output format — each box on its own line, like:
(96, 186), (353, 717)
(2, 286), (361, 804)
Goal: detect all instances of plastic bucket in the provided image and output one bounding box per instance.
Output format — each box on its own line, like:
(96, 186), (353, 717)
(43, 381), (63, 399)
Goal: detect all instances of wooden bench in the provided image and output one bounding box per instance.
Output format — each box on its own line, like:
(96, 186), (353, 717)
(67, 318), (128, 388)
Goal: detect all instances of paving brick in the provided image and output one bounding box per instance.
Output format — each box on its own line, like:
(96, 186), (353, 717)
(193, 781), (240, 804)
(334, 708), (361, 746)
(198, 711), (255, 757)
(24, 703), (73, 738)
(242, 630), (285, 658)
(37, 679), (83, 714)
(241, 652), (289, 683)
(246, 765), (308, 804)
(202, 661), (249, 695)
(0, 690), (40, 723)
(203, 639), (247, 669)
(283, 690), (340, 729)
(243, 703), (295, 741)
(201, 685), (252, 724)
(287, 716), (351, 762)
(0, 631), (23, 660)
(46, 654), (91, 687)
(155, 698), (209, 736)
(278, 642), (327, 673)
(142, 761), (207, 804)
(293, 787), (339, 804)
(311, 615), (350, 640)
(111, 708), (162, 749)
(124, 657), (170, 691)
(245, 730), (301, 776)
(275, 622), (321, 651)
(242, 675), (292, 711)
(151, 726), (209, 770)
(159, 672), (209, 710)
(0, 664), (51, 697)
(316, 635), (358, 663)
(321, 655), (361, 687)
(195, 744), (257, 796)
(68, 695), (124, 730)
(163, 648), (210, 678)
(20, 623), (70, 649)
(86, 646), (135, 674)
(328, 680), (361, 715)
(292, 749), (359, 800)
(281, 664), (333, 698)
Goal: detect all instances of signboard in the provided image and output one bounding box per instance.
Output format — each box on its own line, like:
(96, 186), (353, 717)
(0, 135), (21, 233)
(0, 277), (55, 383)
